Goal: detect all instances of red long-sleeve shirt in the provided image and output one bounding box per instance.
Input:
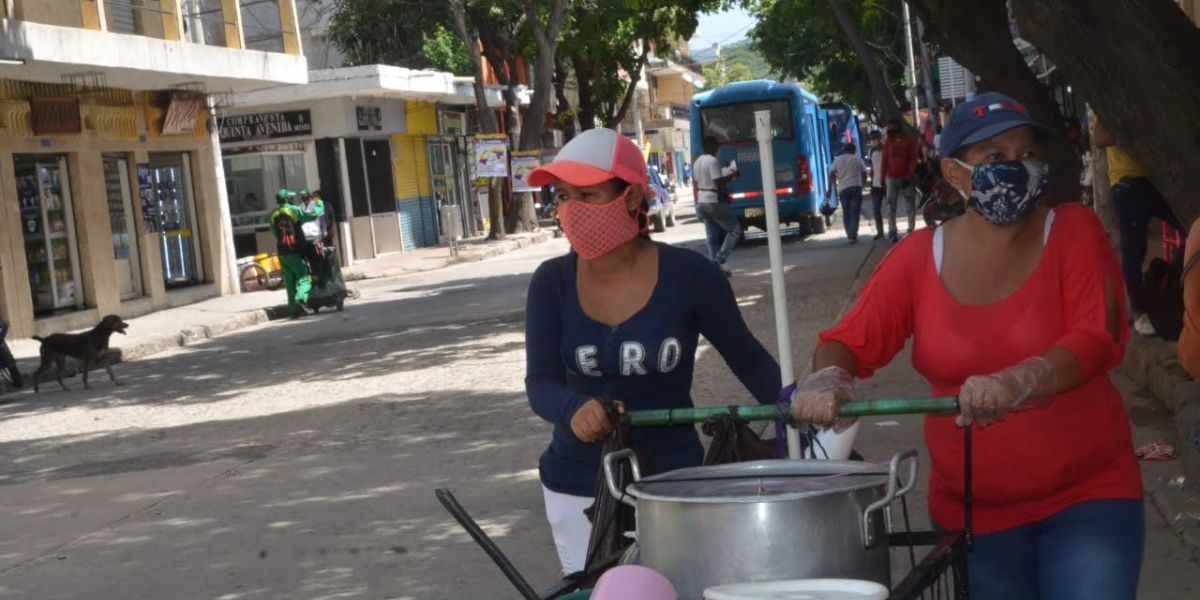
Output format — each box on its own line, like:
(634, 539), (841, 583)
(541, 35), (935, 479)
(881, 134), (918, 180)
(820, 205), (1142, 534)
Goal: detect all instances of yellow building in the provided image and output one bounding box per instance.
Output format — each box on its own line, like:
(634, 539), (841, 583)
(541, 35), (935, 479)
(621, 51), (706, 187)
(0, 1), (307, 339)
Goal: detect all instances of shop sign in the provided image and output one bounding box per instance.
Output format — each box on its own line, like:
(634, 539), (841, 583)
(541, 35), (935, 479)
(356, 106), (382, 131)
(474, 134), (509, 178)
(138, 163), (159, 233)
(510, 151), (541, 192)
(217, 110), (312, 144)
(162, 94), (203, 135)
(223, 141), (307, 156)
(30, 98), (82, 135)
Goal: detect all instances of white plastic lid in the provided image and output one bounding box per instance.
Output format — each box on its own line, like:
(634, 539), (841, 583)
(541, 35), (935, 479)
(703, 579), (889, 600)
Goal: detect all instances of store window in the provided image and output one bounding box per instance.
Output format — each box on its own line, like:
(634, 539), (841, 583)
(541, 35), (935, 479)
(14, 155), (84, 316)
(148, 153), (203, 288)
(223, 150), (308, 255)
(104, 156), (143, 299)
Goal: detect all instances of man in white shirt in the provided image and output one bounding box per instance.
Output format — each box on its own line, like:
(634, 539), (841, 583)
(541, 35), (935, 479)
(692, 136), (740, 275)
(828, 143), (868, 243)
(867, 131), (885, 240)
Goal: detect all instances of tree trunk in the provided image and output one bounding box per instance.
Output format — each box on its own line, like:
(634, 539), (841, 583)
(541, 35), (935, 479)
(553, 55), (576, 140)
(604, 44), (650, 128)
(518, 0), (569, 152)
(824, 0), (904, 120)
(573, 54), (598, 131)
(1010, 0), (1200, 225)
(906, 0), (1081, 204)
(448, 0), (505, 240)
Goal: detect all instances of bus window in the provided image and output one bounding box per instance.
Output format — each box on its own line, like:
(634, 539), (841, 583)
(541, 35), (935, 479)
(823, 106), (853, 155)
(701, 100), (793, 144)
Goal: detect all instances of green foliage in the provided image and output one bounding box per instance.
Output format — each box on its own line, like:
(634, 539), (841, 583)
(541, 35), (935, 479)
(325, 0), (452, 68)
(563, 0), (724, 126)
(421, 26), (473, 76)
(748, 0), (906, 115)
(717, 39), (776, 81)
(702, 59), (756, 87)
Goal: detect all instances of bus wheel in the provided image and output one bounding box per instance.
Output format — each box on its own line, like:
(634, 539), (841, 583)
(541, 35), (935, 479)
(798, 218), (813, 238)
(812, 215), (828, 235)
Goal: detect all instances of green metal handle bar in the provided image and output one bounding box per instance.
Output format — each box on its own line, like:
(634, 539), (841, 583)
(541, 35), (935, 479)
(626, 397), (960, 427)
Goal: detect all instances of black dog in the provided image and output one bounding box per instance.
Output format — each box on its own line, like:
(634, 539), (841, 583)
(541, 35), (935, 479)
(32, 315), (129, 393)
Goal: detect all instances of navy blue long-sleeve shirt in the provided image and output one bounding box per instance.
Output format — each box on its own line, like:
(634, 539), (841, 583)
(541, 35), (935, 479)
(525, 243), (783, 496)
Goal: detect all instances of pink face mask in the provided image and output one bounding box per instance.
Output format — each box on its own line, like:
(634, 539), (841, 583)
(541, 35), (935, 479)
(557, 189), (641, 260)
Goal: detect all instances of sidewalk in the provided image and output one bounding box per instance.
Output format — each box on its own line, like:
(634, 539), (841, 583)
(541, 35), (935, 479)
(1, 230), (555, 394)
(342, 230), (556, 281)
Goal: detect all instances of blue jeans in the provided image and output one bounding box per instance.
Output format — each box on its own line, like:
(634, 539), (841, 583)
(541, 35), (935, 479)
(885, 176), (916, 236)
(1112, 177), (1183, 312)
(696, 202), (741, 265)
(959, 499), (1144, 600)
(871, 186), (885, 233)
(839, 187), (863, 240)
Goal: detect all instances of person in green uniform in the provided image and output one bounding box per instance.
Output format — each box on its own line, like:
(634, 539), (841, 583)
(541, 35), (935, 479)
(269, 189), (324, 318)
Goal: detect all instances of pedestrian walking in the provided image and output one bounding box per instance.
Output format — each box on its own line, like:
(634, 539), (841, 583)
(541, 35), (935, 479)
(269, 189), (323, 318)
(1092, 117), (1184, 337)
(792, 93), (1143, 600)
(523, 128), (782, 576)
(882, 117), (919, 242)
(828, 143), (868, 243)
(693, 136), (741, 275)
(868, 130), (886, 239)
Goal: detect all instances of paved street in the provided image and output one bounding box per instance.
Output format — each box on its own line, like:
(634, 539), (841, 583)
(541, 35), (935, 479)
(1, 200), (1198, 599)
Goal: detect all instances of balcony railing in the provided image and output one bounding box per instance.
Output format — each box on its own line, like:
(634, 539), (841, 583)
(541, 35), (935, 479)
(3, 0), (301, 55)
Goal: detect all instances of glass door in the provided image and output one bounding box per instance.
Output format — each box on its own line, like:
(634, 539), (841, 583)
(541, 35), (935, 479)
(15, 156), (84, 315)
(149, 153), (203, 287)
(104, 157), (143, 299)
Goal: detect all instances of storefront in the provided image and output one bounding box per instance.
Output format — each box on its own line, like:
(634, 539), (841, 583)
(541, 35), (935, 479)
(0, 84), (235, 339)
(219, 65), (498, 263)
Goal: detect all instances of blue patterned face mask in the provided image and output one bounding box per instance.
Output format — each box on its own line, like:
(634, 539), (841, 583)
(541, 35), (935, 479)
(953, 159), (1048, 226)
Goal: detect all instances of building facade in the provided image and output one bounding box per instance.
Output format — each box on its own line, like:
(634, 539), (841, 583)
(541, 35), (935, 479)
(621, 51), (705, 188)
(220, 65), (502, 263)
(0, 0), (307, 339)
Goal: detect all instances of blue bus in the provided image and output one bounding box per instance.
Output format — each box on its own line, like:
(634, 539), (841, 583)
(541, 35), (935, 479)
(690, 80), (862, 236)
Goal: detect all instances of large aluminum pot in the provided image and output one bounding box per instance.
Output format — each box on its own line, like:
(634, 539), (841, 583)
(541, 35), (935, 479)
(603, 449), (918, 600)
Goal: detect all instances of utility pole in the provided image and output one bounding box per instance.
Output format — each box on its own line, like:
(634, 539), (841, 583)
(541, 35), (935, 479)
(902, 2), (921, 129)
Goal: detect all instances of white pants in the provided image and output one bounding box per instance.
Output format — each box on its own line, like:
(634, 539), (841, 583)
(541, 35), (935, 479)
(542, 486), (594, 576)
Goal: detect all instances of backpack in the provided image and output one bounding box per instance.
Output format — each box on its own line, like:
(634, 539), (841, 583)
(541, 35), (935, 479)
(273, 211), (302, 254)
(1143, 250), (1195, 341)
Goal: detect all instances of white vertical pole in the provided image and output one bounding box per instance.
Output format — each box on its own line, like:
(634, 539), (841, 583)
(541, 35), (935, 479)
(755, 110), (800, 459)
(903, 2), (921, 129)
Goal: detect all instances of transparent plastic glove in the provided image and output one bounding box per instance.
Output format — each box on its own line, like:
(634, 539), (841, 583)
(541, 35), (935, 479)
(957, 357), (1056, 427)
(790, 366), (857, 431)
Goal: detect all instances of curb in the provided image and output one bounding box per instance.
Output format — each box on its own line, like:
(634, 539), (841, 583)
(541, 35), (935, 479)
(1, 233), (554, 397)
(1120, 338), (1200, 489)
(342, 231), (555, 283)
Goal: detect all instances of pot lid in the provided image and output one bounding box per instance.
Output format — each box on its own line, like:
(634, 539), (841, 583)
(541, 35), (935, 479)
(704, 578), (889, 600)
(625, 459), (889, 504)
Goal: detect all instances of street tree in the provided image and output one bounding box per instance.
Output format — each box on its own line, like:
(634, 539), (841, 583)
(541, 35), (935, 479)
(448, 0), (509, 239)
(1008, 0), (1200, 225)
(561, 0), (720, 130)
(324, 0), (452, 68)
(903, 0), (1081, 203)
(748, 0), (907, 120)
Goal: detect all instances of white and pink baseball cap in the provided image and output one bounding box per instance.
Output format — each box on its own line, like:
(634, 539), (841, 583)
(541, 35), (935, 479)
(527, 128), (648, 191)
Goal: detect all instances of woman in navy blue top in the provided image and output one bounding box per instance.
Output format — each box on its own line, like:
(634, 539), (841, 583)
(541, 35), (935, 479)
(524, 128), (781, 575)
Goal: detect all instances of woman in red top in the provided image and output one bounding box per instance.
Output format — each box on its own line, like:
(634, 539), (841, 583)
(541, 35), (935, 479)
(793, 93), (1143, 600)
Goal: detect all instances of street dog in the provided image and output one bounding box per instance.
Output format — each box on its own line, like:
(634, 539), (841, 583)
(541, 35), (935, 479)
(32, 315), (129, 393)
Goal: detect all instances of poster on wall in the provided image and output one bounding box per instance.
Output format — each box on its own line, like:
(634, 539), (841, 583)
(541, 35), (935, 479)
(474, 134), (509, 178)
(510, 151), (541, 192)
(138, 163), (158, 233)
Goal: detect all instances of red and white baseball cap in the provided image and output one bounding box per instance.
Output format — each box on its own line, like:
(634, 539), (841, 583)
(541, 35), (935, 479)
(527, 128), (648, 191)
